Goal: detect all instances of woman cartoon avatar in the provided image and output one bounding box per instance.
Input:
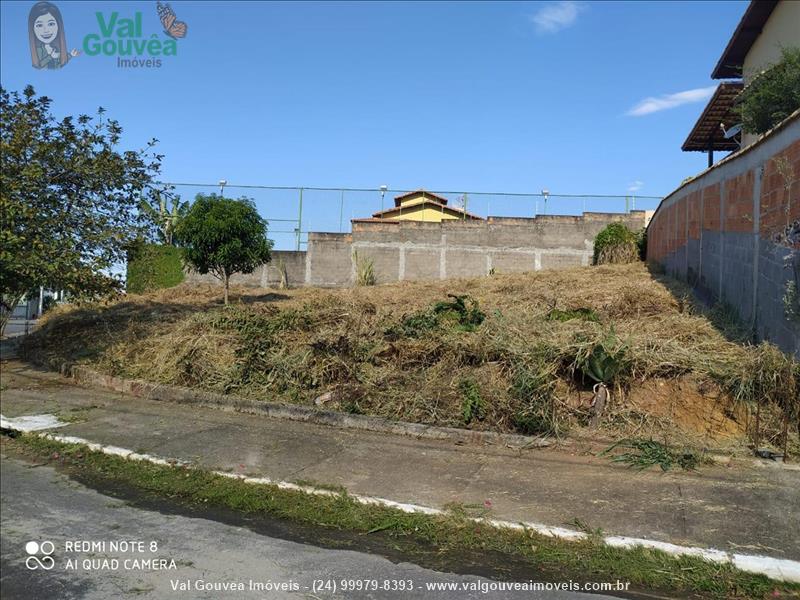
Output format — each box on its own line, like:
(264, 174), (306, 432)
(28, 1), (79, 69)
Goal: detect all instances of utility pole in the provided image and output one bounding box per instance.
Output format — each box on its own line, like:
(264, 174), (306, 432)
(296, 188), (304, 251)
(339, 189), (344, 232)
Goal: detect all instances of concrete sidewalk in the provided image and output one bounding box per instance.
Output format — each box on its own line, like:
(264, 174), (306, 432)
(2, 357), (799, 562)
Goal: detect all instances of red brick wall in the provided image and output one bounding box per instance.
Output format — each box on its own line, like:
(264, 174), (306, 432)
(648, 132), (799, 261)
(702, 183), (721, 232)
(687, 190), (701, 240)
(724, 170), (755, 233)
(760, 139), (800, 241)
(676, 196), (687, 248)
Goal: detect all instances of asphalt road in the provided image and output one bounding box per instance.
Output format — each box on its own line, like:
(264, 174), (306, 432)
(0, 454), (623, 600)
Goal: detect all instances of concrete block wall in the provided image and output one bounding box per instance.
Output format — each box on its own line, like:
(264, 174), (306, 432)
(184, 212), (646, 290)
(183, 250), (307, 289)
(307, 212), (647, 286)
(647, 113), (800, 356)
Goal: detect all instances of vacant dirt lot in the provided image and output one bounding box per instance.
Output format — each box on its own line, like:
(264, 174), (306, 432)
(20, 263), (799, 452)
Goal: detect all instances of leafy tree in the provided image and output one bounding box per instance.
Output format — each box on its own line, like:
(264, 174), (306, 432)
(139, 190), (189, 246)
(737, 46), (800, 135)
(0, 86), (165, 335)
(176, 194), (272, 304)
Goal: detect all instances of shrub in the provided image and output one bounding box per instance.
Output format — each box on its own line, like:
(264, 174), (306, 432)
(593, 223), (640, 265)
(636, 228), (647, 261)
(353, 251), (376, 286)
(737, 47), (800, 135)
(126, 244), (185, 294)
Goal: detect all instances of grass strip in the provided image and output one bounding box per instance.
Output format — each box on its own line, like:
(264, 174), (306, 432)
(6, 433), (799, 600)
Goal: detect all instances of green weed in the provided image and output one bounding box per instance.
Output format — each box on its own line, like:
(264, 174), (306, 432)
(459, 379), (486, 424)
(601, 438), (702, 471)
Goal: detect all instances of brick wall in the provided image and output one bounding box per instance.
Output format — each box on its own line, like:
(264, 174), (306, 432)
(646, 113), (799, 356)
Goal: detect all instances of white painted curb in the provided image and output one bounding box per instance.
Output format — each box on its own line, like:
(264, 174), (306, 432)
(3, 414), (799, 584)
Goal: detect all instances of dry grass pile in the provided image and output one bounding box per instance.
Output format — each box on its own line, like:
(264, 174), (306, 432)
(22, 263), (799, 450)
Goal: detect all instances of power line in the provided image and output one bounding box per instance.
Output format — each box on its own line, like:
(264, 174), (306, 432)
(160, 181), (663, 200)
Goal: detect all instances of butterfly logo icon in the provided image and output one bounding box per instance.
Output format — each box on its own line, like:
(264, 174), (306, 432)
(156, 2), (187, 39)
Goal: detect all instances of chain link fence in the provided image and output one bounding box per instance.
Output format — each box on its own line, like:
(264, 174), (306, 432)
(166, 182), (663, 251)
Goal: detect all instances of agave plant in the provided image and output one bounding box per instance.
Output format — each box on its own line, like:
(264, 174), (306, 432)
(576, 330), (628, 429)
(579, 331), (627, 385)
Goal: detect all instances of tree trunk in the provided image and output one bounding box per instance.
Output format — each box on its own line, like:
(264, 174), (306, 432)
(223, 272), (229, 305)
(0, 292), (25, 338)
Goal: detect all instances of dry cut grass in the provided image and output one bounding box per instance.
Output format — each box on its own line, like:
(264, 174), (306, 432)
(22, 263), (799, 452)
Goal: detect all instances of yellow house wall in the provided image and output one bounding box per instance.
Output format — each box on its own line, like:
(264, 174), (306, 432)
(742, 1), (800, 84)
(740, 1), (800, 147)
(390, 205), (460, 222)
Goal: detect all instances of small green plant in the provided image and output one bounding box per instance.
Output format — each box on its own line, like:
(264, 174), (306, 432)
(512, 411), (553, 436)
(577, 331), (628, 385)
(593, 223), (640, 265)
(433, 294), (485, 331)
(389, 311), (440, 338)
(546, 307), (599, 323)
(601, 438), (701, 471)
(353, 251), (376, 286)
(341, 398), (364, 415)
(567, 518), (604, 538)
(386, 295), (485, 338)
(459, 379), (486, 424)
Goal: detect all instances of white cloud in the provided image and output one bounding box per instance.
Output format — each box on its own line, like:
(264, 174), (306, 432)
(530, 1), (585, 34)
(626, 86), (716, 117)
(627, 181), (644, 193)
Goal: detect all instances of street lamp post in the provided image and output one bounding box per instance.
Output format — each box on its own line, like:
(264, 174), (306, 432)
(380, 185), (388, 212)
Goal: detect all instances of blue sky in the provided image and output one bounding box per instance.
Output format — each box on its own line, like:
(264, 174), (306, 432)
(1, 1), (746, 248)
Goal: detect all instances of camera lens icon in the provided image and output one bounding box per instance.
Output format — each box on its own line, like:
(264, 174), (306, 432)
(25, 540), (55, 570)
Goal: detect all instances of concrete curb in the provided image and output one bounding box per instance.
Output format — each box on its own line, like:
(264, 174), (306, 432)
(3, 417), (798, 584)
(45, 359), (550, 449)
